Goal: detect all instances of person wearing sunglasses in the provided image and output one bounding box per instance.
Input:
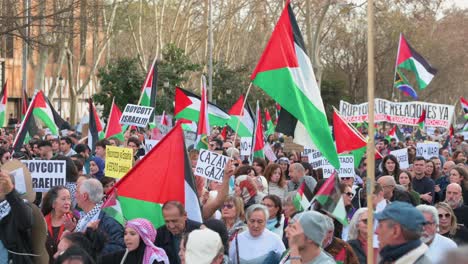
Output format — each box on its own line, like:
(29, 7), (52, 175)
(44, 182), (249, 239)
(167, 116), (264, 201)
(221, 195), (247, 243)
(436, 202), (468, 245)
(340, 183), (356, 242)
(347, 208), (370, 264)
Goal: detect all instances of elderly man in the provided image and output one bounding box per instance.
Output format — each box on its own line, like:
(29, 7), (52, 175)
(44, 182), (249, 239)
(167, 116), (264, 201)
(74, 177), (124, 255)
(412, 157), (435, 204)
(416, 204), (457, 263)
(155, 201), (202, 264)
(375, 201), (430, 264)
(377, 175), (414, 205)
(284, 210), (335, 263)
(445, 183), (468, 228)
(288, 163), (317, 193)
(229, 204), (285, 263)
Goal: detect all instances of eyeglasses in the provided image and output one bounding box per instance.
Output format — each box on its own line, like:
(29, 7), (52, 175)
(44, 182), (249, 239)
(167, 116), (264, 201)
(439, 213), (451, 219)
(222, 204), (234, 209)
(345, 192), (354, 198)
(342, 177), (353, 180)
(360, 219), (368, 224)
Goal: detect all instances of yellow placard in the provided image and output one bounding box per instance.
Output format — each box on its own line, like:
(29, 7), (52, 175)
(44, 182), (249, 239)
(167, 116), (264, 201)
(105, 145), (133, 178)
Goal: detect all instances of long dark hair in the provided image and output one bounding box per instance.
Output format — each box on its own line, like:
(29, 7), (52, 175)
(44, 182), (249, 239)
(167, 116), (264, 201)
(263, 195), (282, 228)
(41, 185), (69, 216)
(264, 163), (286, 188)
(382, 154), (401, 177)
(398, 170), (415, 192)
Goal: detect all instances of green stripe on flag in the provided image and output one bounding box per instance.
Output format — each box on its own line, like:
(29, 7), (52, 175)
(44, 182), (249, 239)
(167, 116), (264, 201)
(33, 108), (58, 135)
(118, 196), (165, 228)
(176, 108), (229, 127)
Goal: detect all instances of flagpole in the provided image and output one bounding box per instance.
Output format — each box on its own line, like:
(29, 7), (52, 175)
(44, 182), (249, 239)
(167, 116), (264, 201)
(230, 82), (252, 159)
(366, 0), (376, 263)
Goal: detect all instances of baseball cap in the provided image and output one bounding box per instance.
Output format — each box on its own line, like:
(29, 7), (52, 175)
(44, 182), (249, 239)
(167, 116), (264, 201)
(375, 201), (426, 232)
(185, 229), (223, 264)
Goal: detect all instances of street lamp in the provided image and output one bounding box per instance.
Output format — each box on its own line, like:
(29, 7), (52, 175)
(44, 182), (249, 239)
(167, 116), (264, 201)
(58, 76), (64, 116)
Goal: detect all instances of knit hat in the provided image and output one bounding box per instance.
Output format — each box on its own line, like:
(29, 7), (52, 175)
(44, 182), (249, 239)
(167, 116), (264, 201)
(185, 229), (223, 264)
(295, 210), (328, 247)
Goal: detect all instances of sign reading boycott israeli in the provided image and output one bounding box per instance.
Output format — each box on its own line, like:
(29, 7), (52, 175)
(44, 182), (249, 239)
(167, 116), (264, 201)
(21, 160), (66, 192)
(195, 149), (229, 182)
(339, 99), (454, 128)
(106, 146), (133, 178)
(322, 155), (355, 178)
(416, 142), (439, 160)
(120, 104), (154, 128)
(390, 148), (409, 169)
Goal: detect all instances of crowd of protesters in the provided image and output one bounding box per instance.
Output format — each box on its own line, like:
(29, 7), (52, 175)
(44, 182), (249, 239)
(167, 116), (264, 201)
(0, 123), (467, 264)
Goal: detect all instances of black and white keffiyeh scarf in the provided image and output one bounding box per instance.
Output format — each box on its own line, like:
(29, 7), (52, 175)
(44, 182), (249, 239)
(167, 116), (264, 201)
(0, 200), (11, 221)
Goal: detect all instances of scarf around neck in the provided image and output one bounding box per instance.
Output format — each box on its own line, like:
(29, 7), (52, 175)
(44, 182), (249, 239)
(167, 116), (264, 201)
(75, 202), (102, 232)
(379, 239), (421, 263)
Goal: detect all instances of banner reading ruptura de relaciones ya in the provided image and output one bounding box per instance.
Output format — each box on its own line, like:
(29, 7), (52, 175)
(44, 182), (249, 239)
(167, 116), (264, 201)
(339, 99), (454, 128)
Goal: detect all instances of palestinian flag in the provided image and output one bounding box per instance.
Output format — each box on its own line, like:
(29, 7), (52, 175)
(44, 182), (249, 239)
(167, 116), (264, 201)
(88, 98), (105, 151)
(312, 172), (348, 226)
(417, 109), (426, 130)
(264, 108), (275, 137)
(395, 33), (437, 90)
(274, 103), (281, 125)
(105, 98), (124, 141)
(13, 91), (64, 151)
(102, 189), (125, 225)
(174, 87), (230, 126)
(160, 111), (169, 126)
(195, 76), (210, 150)
(105, 122), (202, 228)
(251, 0), (339, 169)
(138, 57), (157, 107)
(386, 125), (404, 143)
(0, 81), (7, 127)
(293, 181), (313, 211)
(252, 101), (265, 158)
(460, 96), (468, 114)
(227, 94), (254, 137)
(394, 69), (418, 99)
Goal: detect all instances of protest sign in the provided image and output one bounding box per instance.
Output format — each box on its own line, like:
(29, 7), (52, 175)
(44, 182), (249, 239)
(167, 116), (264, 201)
(416, 142), (439, 160)
(144, 139), (159, 153)
(390, 148), (409, 169)
(240, 137), (253, 156)
(263, 143), (277, 162)
(323, 155), (354, 178)
(106, 146), (134, 178)
(339, 99), (454, 128)
(309, 149), (329, 169)
(21, 160), (66, 192)
(120, 104), (154, 128)
(195, 149), (229, 182)
(155, 123), (171, 135)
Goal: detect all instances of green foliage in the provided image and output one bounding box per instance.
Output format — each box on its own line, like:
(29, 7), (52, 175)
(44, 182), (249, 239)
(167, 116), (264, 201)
(321, 78), (349, 123)
(94, 58), (144, 117)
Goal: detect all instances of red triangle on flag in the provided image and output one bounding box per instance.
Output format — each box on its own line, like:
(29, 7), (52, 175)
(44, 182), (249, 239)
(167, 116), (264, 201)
(396, 34), (413, 65)
(174, 87), (194, 116)
(228, 95), (245, 116)
(105, 99), (123, 138)
(333, 110), (367, 153)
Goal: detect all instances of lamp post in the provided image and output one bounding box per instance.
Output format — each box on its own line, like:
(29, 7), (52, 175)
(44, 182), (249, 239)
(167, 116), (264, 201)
(58, 76), (63, 116)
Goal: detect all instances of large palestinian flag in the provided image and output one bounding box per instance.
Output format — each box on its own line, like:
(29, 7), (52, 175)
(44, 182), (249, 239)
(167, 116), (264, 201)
(250, 0), (339, 168)
(395, 34), (437, 91)
(103, 122), (202, 228)
(174, 87), (230, 126)
(13, 91), (65, 151)
(138, 57), (157, 107)
(227, 94), (254, 137)
(0, 81), (7, 127)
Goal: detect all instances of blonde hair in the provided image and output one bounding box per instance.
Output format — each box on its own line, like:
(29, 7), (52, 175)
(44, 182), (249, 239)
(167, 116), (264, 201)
(435, 202), (458, 236)
(223, 195), (245, 221)
(347, 208), (368, 240)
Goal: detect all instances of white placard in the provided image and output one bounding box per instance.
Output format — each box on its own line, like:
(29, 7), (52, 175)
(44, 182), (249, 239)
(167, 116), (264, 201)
(416, 142), (439, 160)
(120, 104), (154, 128)
(240, 137), (253, 156)
(155, 123), (171, 135)
(263, 144), (277, 162)
(144, 139), (159, 153)
(10, 167), (27, 195)
(301, 147), (313, 157)
(194, 149), (229, 182)
(309, 149), (329, 169)
(21, 160), (66, 192)
(389, 148), (409, 169)
(323, 155), (355, 178)
(184, 131), (197, 148)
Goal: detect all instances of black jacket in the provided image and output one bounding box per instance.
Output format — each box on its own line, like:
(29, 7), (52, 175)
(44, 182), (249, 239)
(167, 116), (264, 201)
(348, 239), (366, 264)
(154, 219), (201, 264)
(391, 187), (415, 205)
(0, 190), (33, 264)
(97, 211), (125, 255)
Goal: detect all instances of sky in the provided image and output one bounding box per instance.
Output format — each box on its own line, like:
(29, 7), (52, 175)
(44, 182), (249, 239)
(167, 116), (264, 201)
(449, 0), (468, 8)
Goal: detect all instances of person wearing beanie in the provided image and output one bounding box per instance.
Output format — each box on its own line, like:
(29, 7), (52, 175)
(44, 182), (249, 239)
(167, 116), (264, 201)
(284, 210), (335, 264)
(185, 229), (224, 264)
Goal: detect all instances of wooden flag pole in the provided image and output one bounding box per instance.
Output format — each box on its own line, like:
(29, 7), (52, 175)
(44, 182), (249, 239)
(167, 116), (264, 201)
(230, 82), (253, 159)
(366, 0), (376, 263)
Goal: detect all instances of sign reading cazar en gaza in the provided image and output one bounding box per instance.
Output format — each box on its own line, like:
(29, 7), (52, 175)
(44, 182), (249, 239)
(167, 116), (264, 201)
(339, 99), (454, 128)
(195, 149), (229, 182)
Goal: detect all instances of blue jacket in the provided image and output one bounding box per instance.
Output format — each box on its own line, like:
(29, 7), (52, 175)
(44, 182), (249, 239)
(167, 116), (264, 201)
(97, 211), (125, 255)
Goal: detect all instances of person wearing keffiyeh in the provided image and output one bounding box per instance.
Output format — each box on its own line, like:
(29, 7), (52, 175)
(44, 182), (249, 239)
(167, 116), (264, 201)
(99, 218), (169, 264)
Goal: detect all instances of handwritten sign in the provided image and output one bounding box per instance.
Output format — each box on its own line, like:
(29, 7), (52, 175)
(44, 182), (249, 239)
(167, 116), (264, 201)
(390, 148), (409, 169)
(120, 104), (154, 128)
(323, 155), (355, 178)
(240, 137), (253, 156)
(309, 149), (328, 169)
(263, 144), (277, 162)
(105, 146), (133, 178)
(144, 139), (159, 153)
(21, 160), (66, 192)
(195, 149), (229, 182)
(416, 142), (439, 160)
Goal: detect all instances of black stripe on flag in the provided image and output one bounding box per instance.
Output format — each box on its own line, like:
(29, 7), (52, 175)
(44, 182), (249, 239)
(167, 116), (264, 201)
(406, 41), (438, 75)
(288, 4), (307, 55)
(88, 98), (99, 152)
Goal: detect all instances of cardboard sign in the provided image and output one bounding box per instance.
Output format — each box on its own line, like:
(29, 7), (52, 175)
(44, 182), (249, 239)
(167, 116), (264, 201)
(240, 137), (253, 156)
(21, 160), (66, 192)
(105, 146), (133, 178)
(2, 160), (36, 203)
(194, 149), (229, 182)
(263, 143), (277, 162)
(416, 142), (439, 160)
(120, 104), (154, 128)
(390, 148), (409, 169)
(323, 155), (355, 178)
(144, 139), (159, 153)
